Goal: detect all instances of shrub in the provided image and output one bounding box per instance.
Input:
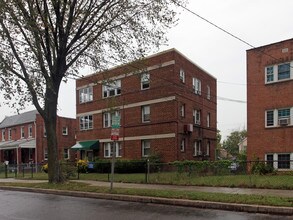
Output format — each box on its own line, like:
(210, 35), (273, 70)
(94, 159), (146, 173)
(77, 160), (88, 173)
(251, 161), (275, 175)
(41, 163), (48, 173)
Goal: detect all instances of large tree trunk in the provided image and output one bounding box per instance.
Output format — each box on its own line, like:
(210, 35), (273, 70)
(45, 88), (63, 183)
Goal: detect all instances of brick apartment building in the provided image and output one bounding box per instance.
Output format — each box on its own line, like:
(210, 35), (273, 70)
(247, 38), (293, 170)
(0, 110), (76, 165)
(74, 49), (217, 162)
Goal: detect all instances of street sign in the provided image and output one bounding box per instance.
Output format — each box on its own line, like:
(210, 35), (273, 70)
(112, 115), (120, 129)
(111, 128), (119, 141)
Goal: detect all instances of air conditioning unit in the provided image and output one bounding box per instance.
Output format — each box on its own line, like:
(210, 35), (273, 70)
(184, 124), (193, 133)
(279, 118), (290, 126)
(195, 120), (200, 125)
(197, 151), (202, 156)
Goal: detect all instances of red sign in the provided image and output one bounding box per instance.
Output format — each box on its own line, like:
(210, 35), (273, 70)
(111, 128), (119, 141)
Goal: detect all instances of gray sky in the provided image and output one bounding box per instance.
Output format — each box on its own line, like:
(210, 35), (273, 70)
(1, 0), (293, 140)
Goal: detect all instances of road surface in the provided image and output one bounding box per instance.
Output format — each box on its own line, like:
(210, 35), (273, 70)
(0, 190), (291, 220)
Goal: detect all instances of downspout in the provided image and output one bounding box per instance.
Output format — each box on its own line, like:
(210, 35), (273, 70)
(34, 120), (37, 172)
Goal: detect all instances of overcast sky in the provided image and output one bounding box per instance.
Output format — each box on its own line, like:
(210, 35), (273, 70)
(1, 0), (293, 140)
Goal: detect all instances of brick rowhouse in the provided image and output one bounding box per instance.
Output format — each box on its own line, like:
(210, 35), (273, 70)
(247, 38), (293, 170)
(75, 49), (217, 162)
(0, 110), (76, 165)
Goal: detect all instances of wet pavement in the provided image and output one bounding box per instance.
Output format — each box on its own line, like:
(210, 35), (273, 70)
(0, 190), (291, 220)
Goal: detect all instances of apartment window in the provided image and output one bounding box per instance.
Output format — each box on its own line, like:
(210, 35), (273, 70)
(44, 149), (48, 160)
(29, 148), (33, 160)
(278, 63), (290, 80)
(278, 108), (290, 126)
(180, 139), (185, 152)
(102, 80), (121, 98)
(79, 115), (93, 130)
(43, 127), (47, 137)
(179, 69), (185, 83)
(206, 141), (210, 156)
(62, 127), (68, 135)
(142, 105), (150, 122)
(64, 149), (69, 160)
(104, 142), (121, 158)
(266, 110), (274, 127)
(28, 125), (33, 137)
(207, 85), (211, 100)
(141, 72), (150, 90)
(192, 78), (201, 95)
(193, 109), (201, 125)
(21, 126), (25, 139)
(266, 66), (274, 82)
(193, 141), (202, 156)
(8, 128), (12, 140)
(103, 111), (120, 128)
(180, 104), (185, 117)
(79, 86), (93, 103)
(266, 154), (274, 168)
(1, 129), (5, 141)
(142, 140), (151, 157)
(278, 154), (290, 169)
(207, 113), (210, 128)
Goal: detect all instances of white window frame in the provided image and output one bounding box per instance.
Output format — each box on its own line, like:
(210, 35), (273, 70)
(193, 141), (202, 156)
(28, 125), (33, 137)
(62, 126), (68, 135)
(44, 149), (48, 160)
(104, 142), (121, 158)
(265, 110), (275, 127)
(265, 61), (293, 84)
(206, 141), (210, 156)
(207, 113), (210, 128)
(102, 80), (121, 98)
(179, 69), (185, 83)
(142, 140), (151, 157)
(193, 109), (201, 125)
(79, 115), (93, 130)
(180, 139), (185, 152)
(103, 111), (120, 128)
(21, 126), (25, 139)
(180, 104), (185, 117)
(142, 105), (150, 123)
(79, 86), (93, 103)
(1, 129), (5, 141)
(193, 78), (201, 95)
(8, 128), (12, 140)
(141, 72), (150, 90)
(64, 148), (70, 160)
(207, 85), (211, 100)
(43, 127), (47, 137)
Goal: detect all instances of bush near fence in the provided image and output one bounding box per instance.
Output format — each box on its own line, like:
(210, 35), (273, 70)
(93, 159), (146, 173)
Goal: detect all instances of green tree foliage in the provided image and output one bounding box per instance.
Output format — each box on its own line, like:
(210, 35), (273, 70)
(223, 129), (247, 157)
(0, 0), (186, 183)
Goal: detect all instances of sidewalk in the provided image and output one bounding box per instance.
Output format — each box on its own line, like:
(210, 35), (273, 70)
(0, 178), (292, 215)
(73, 180), (293, 198)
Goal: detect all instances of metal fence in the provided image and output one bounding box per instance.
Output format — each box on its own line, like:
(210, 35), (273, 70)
(0, 160), (292, 186)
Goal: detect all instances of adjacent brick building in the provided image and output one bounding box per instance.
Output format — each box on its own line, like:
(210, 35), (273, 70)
(247, 38), (293, 170)
(74, 49), (217, 162)
(0, 110), (76, 165)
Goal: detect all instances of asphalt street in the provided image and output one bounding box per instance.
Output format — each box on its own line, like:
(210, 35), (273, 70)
(0, 190), (291, 220)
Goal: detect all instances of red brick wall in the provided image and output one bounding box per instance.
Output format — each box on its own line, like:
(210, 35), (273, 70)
(76, 49), (217, 162)
(247, 39), (293, 161)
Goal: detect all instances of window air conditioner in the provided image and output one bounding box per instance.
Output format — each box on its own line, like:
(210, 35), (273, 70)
(279, 118), (290, 126)
(184, 124), (193, 133)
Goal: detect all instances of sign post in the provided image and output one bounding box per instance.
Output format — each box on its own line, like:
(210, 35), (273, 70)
(110, 115), (120, 191)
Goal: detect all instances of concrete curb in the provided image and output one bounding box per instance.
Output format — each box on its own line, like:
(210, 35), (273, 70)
(0, 186), (292, 216)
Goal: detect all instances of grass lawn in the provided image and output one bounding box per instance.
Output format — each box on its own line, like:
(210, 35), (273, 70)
(0, 182), (292, 207)
(6, 171), (293, 190)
